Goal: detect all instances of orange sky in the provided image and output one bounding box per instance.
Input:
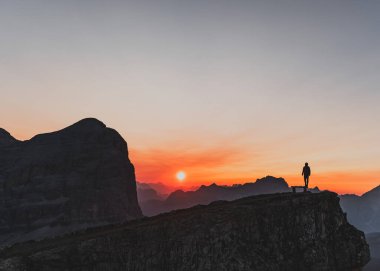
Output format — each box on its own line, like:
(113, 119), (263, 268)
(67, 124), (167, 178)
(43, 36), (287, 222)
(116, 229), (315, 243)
(1, 121), (377, 196)
(130, 146), (380, 196)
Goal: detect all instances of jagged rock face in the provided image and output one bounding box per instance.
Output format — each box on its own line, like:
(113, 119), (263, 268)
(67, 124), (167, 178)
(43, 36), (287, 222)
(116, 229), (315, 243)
(0, 192), (370, 271)
(0, 119), (142, 246)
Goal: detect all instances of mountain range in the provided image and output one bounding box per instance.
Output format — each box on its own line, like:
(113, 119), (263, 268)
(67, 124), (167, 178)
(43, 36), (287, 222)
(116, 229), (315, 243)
(340, 185), (380, 233)
(139, 176), (315, 216)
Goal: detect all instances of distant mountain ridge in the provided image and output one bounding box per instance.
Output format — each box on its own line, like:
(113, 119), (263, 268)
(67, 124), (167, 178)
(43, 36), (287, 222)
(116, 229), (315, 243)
(140, 176), (297, 216)
(0, 118), (142, 246)
(341, 185), (380, 233)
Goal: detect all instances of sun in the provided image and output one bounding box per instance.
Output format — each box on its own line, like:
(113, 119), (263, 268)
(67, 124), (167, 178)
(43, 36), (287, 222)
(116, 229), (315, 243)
(176, 171), (186, 182)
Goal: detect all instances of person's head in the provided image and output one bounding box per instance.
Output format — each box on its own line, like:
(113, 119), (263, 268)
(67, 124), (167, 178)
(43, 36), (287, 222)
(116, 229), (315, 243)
(305, 162), (308, 166)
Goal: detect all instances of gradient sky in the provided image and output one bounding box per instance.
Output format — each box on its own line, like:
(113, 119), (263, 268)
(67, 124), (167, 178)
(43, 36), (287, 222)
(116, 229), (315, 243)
(1, 0), (380, 195)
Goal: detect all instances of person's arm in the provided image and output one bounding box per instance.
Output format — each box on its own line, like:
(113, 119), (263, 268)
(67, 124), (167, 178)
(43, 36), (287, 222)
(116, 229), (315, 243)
(309, 168), (311, 176)
(302, 168), (304, 176)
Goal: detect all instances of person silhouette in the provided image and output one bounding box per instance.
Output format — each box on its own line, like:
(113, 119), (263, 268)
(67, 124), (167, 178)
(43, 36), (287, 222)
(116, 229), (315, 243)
(302, 163), (311, 188)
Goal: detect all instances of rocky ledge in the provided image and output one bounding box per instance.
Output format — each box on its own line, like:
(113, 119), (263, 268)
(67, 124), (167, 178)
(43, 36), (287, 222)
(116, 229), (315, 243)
(0, 192), (370, 271)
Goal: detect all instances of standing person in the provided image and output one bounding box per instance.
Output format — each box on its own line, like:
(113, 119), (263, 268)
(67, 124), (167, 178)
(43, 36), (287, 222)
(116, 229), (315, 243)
(302, 163), (311, 188)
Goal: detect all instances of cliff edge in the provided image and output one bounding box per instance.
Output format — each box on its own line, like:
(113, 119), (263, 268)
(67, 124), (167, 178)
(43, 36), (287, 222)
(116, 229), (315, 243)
(0, 192), (370, 271)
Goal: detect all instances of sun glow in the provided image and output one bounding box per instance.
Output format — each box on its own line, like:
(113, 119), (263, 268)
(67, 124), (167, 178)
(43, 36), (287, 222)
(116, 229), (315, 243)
(176, 171), (186, 182)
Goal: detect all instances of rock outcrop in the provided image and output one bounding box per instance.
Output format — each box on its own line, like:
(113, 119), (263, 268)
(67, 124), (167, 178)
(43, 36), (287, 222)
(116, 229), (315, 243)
(0, 118), (142, 246)
(0, 192), (370, 270)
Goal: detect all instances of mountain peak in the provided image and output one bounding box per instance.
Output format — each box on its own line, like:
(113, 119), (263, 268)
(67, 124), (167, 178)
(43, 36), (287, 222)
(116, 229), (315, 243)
(65, 118), (106, 130)
(28, 118), (108, 142)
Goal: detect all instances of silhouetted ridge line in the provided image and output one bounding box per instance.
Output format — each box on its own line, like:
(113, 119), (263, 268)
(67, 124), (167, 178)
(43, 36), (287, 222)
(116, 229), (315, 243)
(341, 184), (380, 233)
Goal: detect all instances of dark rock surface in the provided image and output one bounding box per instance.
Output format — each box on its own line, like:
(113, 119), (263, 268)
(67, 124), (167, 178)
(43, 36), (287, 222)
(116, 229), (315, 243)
(0, 118), (142, 246)
(0, 192), (370, 271)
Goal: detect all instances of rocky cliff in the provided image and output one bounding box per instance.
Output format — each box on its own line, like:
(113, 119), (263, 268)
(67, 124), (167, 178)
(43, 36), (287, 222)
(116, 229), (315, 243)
(0, 118), (142, 246)
(0, 192), (370, 271)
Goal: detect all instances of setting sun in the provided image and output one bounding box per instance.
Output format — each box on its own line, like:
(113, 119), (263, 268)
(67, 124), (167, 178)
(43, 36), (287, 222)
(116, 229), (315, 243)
(176, 171), (186, 182)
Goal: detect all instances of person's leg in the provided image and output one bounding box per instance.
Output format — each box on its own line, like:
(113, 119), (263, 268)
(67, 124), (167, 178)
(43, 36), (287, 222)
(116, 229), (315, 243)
(304, 176), (307, 187)
(306, 176), (309, 188)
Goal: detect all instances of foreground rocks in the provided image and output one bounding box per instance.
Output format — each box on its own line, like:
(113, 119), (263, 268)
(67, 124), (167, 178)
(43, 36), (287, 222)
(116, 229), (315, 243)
(0, 192), (370, 271)
(0, 118), (142, 246)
